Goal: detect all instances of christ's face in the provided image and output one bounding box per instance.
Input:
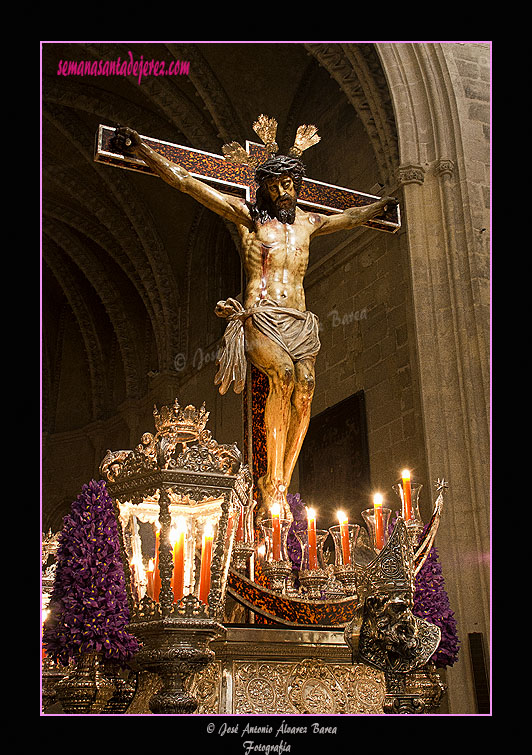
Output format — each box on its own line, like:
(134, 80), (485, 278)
(266, 175), (296, 206)
(265, 174), (297, 222)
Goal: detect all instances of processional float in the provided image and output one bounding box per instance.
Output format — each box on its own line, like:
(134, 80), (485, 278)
(97, 398), (447, 715)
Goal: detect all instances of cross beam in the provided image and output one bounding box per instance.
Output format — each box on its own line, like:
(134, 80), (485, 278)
(94, 124), (400, 233)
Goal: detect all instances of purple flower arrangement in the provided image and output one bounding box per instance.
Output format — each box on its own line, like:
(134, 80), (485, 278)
(412, 524), (460, 669)
(287, 493), (308, 571)
(42, 479), (139, 667)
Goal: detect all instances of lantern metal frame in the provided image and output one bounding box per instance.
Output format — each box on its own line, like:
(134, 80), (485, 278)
(99, 400), (252, 713)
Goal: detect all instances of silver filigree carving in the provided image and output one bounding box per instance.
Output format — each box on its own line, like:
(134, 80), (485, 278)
(347, 517), (441, 676)
(99, 401), (244, 482)
(189, 660), (221, 714)
(288, 659), (347, 714)
(229, 658), (385, 715)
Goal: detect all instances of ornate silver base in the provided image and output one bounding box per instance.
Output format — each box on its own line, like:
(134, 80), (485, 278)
(298, 568), (328, 599)
(131, 617), (224, 714)
(263, 560), (292, 592)
(54, 652), (115, 714)
(232, 541), (255, 572)
(190, 626), (387, 715)
(333, 564), (359, 598)
(384, 664), (447, 714)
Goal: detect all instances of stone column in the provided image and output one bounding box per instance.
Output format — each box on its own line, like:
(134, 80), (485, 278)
(379, 42), (490, 713)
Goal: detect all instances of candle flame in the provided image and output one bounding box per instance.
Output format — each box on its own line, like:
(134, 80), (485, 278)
(170, 518), (187, 545)
(373, 493), (383, 507)
(204, 523), (214, 539)
(306, 507), (316, 521)
(271, 503), (281, 517)
(402, 469), (411, 481)
(337, 510), (348, 524)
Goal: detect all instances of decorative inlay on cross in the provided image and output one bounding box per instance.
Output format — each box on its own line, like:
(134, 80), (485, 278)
(94, 124), (400, 233)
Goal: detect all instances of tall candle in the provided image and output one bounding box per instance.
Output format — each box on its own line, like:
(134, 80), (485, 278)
(374, 493), (384, 550)
(271, 502), (281, 560)
(402, 469), (412, 521)
(146, 559), (155, 599)
(307, 508), (318, 569)
(199, 525), (213, 604)
(235, 505), (244, 542)
(171, 521), (185, 603)
(153, 527), (161, 602)
(42, 608), (49, 659)
(338, 511), (351, 565)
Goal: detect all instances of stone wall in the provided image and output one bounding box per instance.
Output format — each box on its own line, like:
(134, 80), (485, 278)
(304, 213), (429, 518)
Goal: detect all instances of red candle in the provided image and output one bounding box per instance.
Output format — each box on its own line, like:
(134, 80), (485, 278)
(146, 559), (155, 599)
(271, 503), (281, 560)
(307, 508), (318, 569)
(171, 522), (185, 603)
(402, 469), (412, 521)
(153, 527), (161, 602)
(199, 525), (213, 604)
(235, 505), (244, 542)
(338, 511), (351, 565)
(42, 609), (49, 659)
(374, 493), (384, 550)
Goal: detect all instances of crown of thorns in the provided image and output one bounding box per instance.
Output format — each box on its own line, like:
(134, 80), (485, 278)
(221, 115), (320, 180)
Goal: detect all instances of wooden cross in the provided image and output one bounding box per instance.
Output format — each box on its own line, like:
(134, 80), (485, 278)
(94, 123), (401, 524)
(94, 124), (401, 232)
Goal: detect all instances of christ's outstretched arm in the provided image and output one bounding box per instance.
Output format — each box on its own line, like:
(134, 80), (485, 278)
(112, 127), (254, 229)
(310, 196), (399, 237)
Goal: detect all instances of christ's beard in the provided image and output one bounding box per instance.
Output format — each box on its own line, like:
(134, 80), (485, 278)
(274, 196), (297, 224)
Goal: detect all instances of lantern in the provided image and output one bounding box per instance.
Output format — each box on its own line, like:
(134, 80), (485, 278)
(100, 399), (252, 714)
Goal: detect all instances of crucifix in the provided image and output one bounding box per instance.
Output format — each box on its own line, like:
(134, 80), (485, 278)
(94, 117), (400, 523)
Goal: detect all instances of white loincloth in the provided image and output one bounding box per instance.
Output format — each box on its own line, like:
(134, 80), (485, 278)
(214, 298), (321, 395)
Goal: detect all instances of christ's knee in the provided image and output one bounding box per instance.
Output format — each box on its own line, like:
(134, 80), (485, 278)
(298, 368), (315, 397)
(293, 369), (315, 407)
(270, 362), (295, 397)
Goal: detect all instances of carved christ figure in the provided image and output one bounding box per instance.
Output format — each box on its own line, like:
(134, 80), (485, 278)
(112, 119), (398, 522)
